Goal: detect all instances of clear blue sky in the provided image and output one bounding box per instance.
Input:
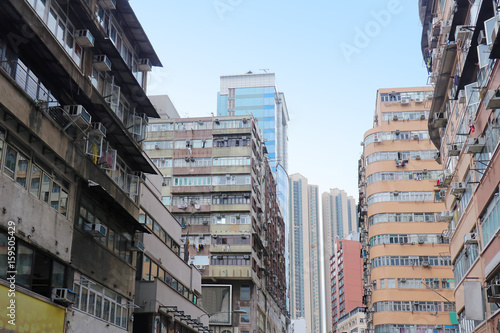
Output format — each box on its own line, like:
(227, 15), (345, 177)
(132, 0), (430, 198)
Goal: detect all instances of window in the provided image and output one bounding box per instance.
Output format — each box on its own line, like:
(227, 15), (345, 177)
(73, 273), (129, 329)
(240, 285), (250, 300)
(240, 306), (250, 323)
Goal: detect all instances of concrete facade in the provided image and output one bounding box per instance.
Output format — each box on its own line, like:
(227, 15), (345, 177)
(289, 174), (322, 333)
(420, 0), (500, 331)
(359, 87), (457, 332)
(330, 239), (364, 332)
(0, 1), (206, 332)
(143, 115), (289, 333)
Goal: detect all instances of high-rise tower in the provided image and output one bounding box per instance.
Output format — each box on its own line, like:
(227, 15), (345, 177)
(359, 87), (457, 332)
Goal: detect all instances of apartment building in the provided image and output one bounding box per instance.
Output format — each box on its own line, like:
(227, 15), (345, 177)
(143, 115), (289, 333)
(330, 239), (363, 332)
(0, 1), (209, 332)
(420, 0), (500, 331)
(359, 87), (457, 333)
(289, 173), (322, 333)
(335, 307), (367, 333)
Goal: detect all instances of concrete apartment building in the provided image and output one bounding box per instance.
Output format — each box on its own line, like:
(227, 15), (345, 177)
(143, 115), (289, 333)
(322, 188), (358, 332)
(330, 239), (363, 332)
(420, 0), (500, 331)
(359, 87), (457, 333)
(335, 307), (367, 333)
(322, 189), (358, 240)
(0, 1), (208, 333)
(289, 174), (322, 333)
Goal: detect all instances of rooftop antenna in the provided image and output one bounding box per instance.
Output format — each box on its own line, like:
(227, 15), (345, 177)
(260, 69), (269, 73)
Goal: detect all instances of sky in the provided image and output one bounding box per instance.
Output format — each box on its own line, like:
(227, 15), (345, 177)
(132, 0), (430, 199)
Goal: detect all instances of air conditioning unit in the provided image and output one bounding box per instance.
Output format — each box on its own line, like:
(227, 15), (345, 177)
(421, 261), (430, 268)
(202, 220), (209, 225)
(195, 265), (205, 270)
(84, 223), (107, 237)
(418, 238), (425, 244)
(487, 89), (500, 109)
(243, 255), (250, 259)
(93, 55), (112, 71)
(221, 194), (228, 199)
(435, 325), (443, 329)
(440, 20), (452, 35)
(448, 143), (462, 156)
(466, 137), (486, 154)
(487, 283), (500, 302)
(451, 182), (466, 195)
(458, 90), (466, 104)
(393, 115), (399, 121)
(74, 29), (95, 48)
(138, 58), (152, 71)
(422, 169), (428, 174)
(413, 134), (419, 140)
(177, 204), (187, 210)
(128, 240), (144, 252)
(464, 232), (478, 244)
(241, 234), (248, 239)
(400, 278), (407, 283)
(393, 191), (400, 196)
(52, 288), (77, 305)
(415, 154), (421, 160)
(455, 25), (472, 43)
(401, 98), (410, 105)
(373, 135), (380, 142)
(415, 97), (423, 103)
(64, 105), (92, 127)
(91, 122), (107, 137)
(155, 144), (160, 150)
(438, 211), (454, 222)
(98, 0), (116, 9)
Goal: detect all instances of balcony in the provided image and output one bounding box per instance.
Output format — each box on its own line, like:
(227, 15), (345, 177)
(210, 244), (252, 253)
(208, 265), (253, 280)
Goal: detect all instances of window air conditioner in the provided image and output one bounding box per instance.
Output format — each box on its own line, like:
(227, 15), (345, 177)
(487, 89), (500, 109)
(93, 55), (112, 71)
(451, 182), (466, 195)
(438, 211), (454, 222)
(421, 261), (430, 268)
(52, 288), (77, 305)
(91, 122), (107, 137)
(448, 143), (462, 156)
(455, 25), (472, 43)
(420, 114), (426, 120)
(64, 105), (92, 127)
(393, 115), (399, 121)
(400, 278), (407, 283)
(138, 58), (152, 71)
(74, 29), (95, 48)
(464, 232), (478, 244)
(84, 223), (107, 237)
(466, 137), (486, 154)
(128, 240), (144, 252)
(401, 98), (410, 105)
(458, 90), (466, 104)
(487, 283), (500, 302)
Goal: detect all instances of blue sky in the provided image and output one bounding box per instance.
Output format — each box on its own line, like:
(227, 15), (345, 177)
(132, 0), (430, 198)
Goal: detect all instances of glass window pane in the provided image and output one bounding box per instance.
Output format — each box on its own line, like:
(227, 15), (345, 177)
(16, 244), (33, 287)
(29, 165), (42, 197)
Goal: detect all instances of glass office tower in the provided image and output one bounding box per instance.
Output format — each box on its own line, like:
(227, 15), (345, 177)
(217, 72), (289, 172)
